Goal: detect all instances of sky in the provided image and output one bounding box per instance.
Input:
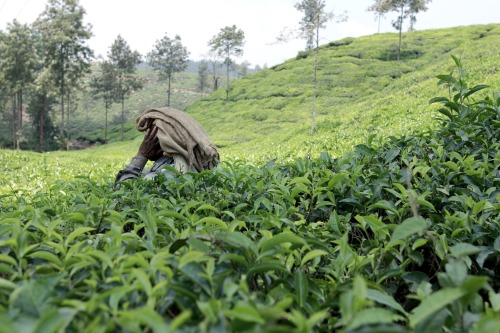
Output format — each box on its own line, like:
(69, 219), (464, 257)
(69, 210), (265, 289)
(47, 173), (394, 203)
(0, 0), (499, 68)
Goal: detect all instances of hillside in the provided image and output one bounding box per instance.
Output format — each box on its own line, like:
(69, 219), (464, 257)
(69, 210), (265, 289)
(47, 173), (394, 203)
(73, 24), (500, 165)
(1, 51), (499, 331)
(183, 24), (500, 163)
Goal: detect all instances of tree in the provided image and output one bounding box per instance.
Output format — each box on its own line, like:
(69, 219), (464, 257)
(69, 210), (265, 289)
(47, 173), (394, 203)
(368, 0), (387, 33)
(205, 50), (222, 92)
(34, 0), (93, 143)
(27, 90), (59, 151)
(0, 20), (36, 149)
(147, 34), (189, 107)
(237, 61), (251, 78)
(208, 25), (245, 101)
(107, 35), (143, 141)
(278, 0), (346, 134)
(368, 0), (431, 60)
(196, 60), (209, 99)
(90, 61), (116, 142)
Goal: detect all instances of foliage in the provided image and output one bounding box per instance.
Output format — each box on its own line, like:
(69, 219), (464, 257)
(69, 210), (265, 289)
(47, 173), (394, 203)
(295, 0), (335, 50)
(25, 92), (60, 152)
(1, 58), (500, 332)
(147, 34), (190, 108)
(208, 25), (245, 101)
(33, 0), (93, 139)
(367, 0), (432, 60)
(107, 35), (143, 142)
(292, 0), (346, 133)
(89, 61), (117, 142)
(186, 24), (500, 163)
(0, 20), (36, 149)
(196, 60), (210, 98)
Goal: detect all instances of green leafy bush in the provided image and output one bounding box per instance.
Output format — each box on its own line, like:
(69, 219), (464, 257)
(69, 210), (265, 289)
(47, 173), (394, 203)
(1, 58), (500, 332)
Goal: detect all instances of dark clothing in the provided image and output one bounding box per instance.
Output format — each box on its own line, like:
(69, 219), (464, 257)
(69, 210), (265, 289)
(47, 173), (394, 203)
(115, 155), (175, 184)
(136, 108), (219, 172)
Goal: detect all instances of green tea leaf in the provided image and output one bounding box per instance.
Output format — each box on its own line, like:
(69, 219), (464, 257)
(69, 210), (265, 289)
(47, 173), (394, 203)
(131, 269), (152, 296)
(194, 217), (228, 230)
(346, 308), (404, 331)
(409, 288), (465, 328)
(215, 231), (256, 251)
(391, 217), (428, 243)
(178, 251), (207, 268)
(294, 269), (309, 307)
(224, 302), (265, 324)
(246, 262), (288, 281)
(366, 289), (407, 315)
(118, 307), (168, 333)
(369, 200), (399, 217)
(301, 249), (328, 267)
(65, 227), (95, 247)
(168, 309), (192, 333)
(0, 314), (19, 333)
(28, 251), (62, 267)
(449, 242), (481, 258)
(259, 232), (307, 252)
(33, 308), (75, 333)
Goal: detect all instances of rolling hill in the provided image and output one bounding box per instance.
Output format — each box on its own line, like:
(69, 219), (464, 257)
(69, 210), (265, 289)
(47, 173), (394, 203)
(77, 23), (500, 164)
(184, 24), (500, 163)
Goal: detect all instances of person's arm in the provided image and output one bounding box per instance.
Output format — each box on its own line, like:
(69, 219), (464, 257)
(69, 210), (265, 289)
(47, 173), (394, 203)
(114, 154), (148, 183)
(114, 125), (164, 185)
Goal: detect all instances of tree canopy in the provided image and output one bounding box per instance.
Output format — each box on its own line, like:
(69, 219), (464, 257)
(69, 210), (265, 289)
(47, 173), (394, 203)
(34, 0), (93, 139)
(368, 0), (432, 60)
(208, 25), (245, 101)
(107, 35), (143, 141)
(147, 34), (189, 107)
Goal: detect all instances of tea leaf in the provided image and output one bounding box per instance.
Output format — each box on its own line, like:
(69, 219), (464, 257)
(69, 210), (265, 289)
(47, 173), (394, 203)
(194, 217), (228, 230)
(259, 232), (307, 252)
(224, 302), (265, 324)
(300, 249), (328, 267)
(294, 269), (309, 307)
(346, 308), (404, 331)
(409, 288), (465, 328)
(391, 217), (428, 243)
(33, 308), (75, 333)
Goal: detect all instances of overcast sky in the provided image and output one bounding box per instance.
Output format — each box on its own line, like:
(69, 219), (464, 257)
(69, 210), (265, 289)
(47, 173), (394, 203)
(0, 0), (498, 67)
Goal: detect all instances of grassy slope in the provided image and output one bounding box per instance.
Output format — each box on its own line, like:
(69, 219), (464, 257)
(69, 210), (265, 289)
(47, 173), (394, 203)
(13, 24), (500, 170)
(184, 24), (500, 163)
(69, 68), (202, 142)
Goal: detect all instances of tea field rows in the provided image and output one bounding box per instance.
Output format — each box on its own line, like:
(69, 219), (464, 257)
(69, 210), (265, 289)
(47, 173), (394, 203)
(1, 58), (500, 332)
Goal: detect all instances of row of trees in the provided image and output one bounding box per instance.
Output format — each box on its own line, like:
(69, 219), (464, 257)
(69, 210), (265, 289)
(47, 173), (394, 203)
(0, 0), (430, 151)
(0, 0), (248, 151)
(0, 0), (93, 151)
(90, 25), (246, 142)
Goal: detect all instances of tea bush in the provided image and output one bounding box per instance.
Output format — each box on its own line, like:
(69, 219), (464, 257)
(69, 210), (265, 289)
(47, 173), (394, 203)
(0, 57), (500, 332)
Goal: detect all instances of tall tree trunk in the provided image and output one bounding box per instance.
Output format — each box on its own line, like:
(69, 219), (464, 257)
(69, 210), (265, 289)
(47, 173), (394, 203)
(40, 94), (45, 152)
(18, 90), (23, 131)
(397, 4), (404, 61)
(11, 94), (17, 150)
(167, 74), (172, 107)
(61, 89), (65, 138)
(121, 95), (125, 142)
(311, 24), (319, 134)
(225, 60), (230, 102)
(67, 91), (71, 140)
(60, 49), (66, 146)
(105, 104), (108, 142)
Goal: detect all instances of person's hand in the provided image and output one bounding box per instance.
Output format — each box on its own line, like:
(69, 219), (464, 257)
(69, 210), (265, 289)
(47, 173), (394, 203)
(138, 125), (164, 161)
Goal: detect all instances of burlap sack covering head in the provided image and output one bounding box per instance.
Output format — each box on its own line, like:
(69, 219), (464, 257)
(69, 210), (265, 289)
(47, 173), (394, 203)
(136, 107), (219, 172)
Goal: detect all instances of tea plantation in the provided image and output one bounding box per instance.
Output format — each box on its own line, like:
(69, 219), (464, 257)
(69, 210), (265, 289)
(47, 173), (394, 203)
(0, 55), (499, 332)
